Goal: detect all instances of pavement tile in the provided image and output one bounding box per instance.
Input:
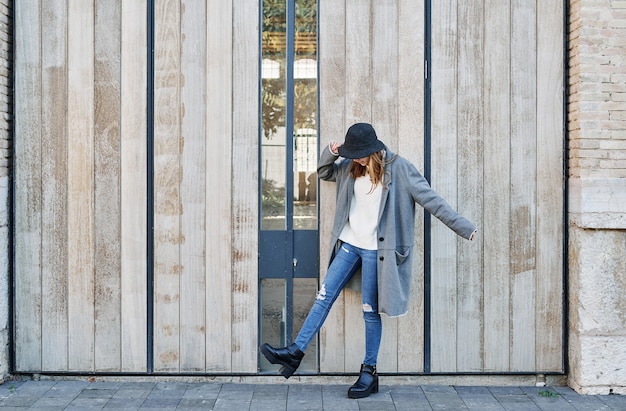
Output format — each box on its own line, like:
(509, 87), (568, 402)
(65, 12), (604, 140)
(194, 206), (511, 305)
(421, 385), (457, 394)
(0, 394), (39, 407)
(212, 398), (252, 410)
(140, 397), (181, 408)
(554, 387), (579, 395)
(390, 386), (431, 410)
(67, 395), (109, 408)
(287, 398), (324, 410)
(253, 384), (288, 399)
(10, 381), (55, 395)
(553, 387), (595, 406)
(287, 384), (323, 409)
(49, 381), (90, 391)
(357, 399), (397, 410)
(455, 386), (504, 410)
(425, 395), (469, 410)
(394, 401), (434, 411)
(102, 397), (145, 409)
(121, 382), (157, 391)
(493, 394), (541, 411)
(76, 388), (117, 399)
(29, 396), (74, 408)
(422, 386), (468, 410)
(145, 389), (185, 400)
(218, 383), (256, 401)
(320, 385), (359, 410)
(521, 386), (577, 410)
(488, 386), (526, 396)
(288, 384), (323, 395)
(154, 382), (194, 392)
(113, 389), (152, 399)
(597, 394), (626, 410)
(249, 398), (287, 411)
(0, 381), (25, 393)
(181, 384), (222, 400)
(456, 386), (492, 395)
(177, 397), (217, 407)
(0, 379), (625, 410)
(567, 398), (612, 411)
(86, 382), (125, 390)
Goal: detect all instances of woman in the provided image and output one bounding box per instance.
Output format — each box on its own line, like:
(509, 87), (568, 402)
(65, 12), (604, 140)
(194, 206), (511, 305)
(260, 123), (476, 398)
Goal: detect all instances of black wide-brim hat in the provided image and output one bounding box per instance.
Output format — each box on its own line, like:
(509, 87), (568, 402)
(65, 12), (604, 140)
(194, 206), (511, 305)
(338, 123), (385, 159)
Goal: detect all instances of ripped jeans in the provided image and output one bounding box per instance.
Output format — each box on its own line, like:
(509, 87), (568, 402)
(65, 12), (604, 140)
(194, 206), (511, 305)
(294, 242), (382, 366)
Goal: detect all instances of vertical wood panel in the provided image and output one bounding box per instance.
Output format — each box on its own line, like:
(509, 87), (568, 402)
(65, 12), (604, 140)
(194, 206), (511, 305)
(41, 0), (68, 371)
(536, 0), (564, 372)
(343, 0), (372, 372)
(456, 0), (484, 372)
(397, 0), (424, 373)
(231, 0), (259, 372)
(482, 0), (511, 372)
(14, 0), (43, 372)
(94, 0), (122, 371)
(179, 0), (207, 371)
(510, 0), (537, 371)
(206, 0), (233, 372)
(318, 0), (346, 374)
(154, 0), (182, 372)
(430, 0), (458, 372)
(371, 0), (398, 373)
(120, 0), (148, 372)
(67, 0), (96, 371)
(13, 0), (565, 375)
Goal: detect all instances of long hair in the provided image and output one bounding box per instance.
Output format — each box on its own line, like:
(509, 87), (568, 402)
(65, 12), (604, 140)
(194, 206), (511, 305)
(349, 150), (390, 193)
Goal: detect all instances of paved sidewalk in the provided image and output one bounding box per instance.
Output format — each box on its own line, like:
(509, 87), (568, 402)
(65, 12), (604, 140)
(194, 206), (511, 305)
(0, 379), (624, 410)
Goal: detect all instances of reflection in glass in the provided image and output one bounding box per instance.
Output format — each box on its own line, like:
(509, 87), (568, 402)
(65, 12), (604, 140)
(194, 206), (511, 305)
(261, 0), (287, 230)
(293, 0), (318, 230)
(259, 0), (319, 375)
(259, 278), (286, 372)
(293, 278), (318, 372)
(261, 0), (318, 231)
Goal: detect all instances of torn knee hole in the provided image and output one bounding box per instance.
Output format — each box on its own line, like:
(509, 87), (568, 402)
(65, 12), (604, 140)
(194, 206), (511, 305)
(362, 303), (373, 312)
(316, 284), (327, 301)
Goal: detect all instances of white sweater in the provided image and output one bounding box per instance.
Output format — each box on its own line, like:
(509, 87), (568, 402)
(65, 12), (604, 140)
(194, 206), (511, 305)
(338, 174), (382, 250)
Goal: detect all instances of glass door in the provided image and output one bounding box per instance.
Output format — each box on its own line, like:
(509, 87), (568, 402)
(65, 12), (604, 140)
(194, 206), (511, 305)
(258, 0), (319, 374)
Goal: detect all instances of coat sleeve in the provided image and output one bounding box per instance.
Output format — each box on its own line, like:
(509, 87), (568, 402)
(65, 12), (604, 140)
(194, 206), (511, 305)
(403, 160), (477, 240)
(317, 144), (340, 182)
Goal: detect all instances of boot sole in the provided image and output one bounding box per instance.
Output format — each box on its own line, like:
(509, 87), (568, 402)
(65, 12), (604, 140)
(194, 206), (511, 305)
(260, 344), (297, 379)
(348, 380), (379, 399)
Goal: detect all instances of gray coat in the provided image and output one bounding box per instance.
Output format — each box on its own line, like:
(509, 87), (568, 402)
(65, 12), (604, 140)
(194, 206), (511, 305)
(317, 145), (476, 317)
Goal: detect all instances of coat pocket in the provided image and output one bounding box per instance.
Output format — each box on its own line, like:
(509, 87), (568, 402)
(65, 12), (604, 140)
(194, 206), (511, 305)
(395, 247), (411, 265)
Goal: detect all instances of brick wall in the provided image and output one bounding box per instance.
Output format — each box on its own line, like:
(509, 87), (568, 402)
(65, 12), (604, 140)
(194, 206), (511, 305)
(0, 0), (8, 380)
(569, 0), (626, 180)
(0, 0), (9, 177)
(568, 0), (626, 395)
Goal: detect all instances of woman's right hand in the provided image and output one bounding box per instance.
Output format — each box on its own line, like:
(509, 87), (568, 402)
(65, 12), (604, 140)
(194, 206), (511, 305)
(329, 141), (341, 155)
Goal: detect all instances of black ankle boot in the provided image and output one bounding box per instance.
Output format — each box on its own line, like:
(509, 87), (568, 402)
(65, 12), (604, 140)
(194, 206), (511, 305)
(348, 364), (379, 399)
(260, 342), (304, 379)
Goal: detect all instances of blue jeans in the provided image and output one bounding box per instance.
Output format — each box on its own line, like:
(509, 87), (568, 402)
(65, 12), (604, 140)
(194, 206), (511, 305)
(294, 242), (382, 366)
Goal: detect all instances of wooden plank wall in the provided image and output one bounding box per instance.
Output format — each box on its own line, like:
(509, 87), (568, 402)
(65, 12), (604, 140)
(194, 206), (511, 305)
(152, 0), (257, 373)
(14, 0), (148, 372)
(429, 0), (564, 372)
(14, 0), (562, 374)
(318, 0), (426, 373)
(319, 0), (563, 373)
(14, 0), (258, 374)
